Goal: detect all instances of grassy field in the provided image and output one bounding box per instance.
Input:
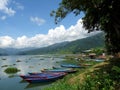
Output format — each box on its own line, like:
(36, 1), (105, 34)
(44, 57), (120, 90)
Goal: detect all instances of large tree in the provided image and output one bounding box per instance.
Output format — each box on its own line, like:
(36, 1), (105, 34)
(51, 0), (120, 55)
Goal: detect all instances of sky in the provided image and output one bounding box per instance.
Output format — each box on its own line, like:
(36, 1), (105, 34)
(0, 0), (99, 48)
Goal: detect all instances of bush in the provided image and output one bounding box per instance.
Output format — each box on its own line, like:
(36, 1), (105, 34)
(4, 67), (20, 74)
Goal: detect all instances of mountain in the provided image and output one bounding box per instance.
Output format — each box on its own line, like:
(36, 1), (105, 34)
(0, 47), (36, 56)
(19, 32), (105, 55)
(0, 48), (18, 55)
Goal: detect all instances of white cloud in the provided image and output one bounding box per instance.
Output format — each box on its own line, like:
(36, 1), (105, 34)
(0, 36), (15, 48)
(0, 15), (6, 20)
(0, 0), (16, 16)
(30, 16), (46, 26)
(0, 18), (100, 48)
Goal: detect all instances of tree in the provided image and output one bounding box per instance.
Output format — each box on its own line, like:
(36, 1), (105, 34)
(51, 0), (120, 55)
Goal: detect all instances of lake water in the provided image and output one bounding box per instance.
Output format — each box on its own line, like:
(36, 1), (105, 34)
(0, 55), (65, 90)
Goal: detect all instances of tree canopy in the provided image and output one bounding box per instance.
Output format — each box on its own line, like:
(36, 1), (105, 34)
(51, 0), (120, 54)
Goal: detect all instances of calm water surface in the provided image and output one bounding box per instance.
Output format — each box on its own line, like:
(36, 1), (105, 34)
(0, 55), (65, 90)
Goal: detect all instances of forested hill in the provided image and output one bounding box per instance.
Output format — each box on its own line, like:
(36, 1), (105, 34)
(19, 32), (105, 55)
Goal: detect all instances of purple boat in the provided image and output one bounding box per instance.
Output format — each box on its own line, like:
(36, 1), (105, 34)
(20, 72), (66, 79)
(24, 72), (66, 83)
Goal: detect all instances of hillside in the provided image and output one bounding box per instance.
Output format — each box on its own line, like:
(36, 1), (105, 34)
(19, 32), (105, 55)
(0, 48), (36, 56)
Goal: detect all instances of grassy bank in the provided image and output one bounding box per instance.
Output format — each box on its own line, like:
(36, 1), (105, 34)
(44, 58), (120, 90)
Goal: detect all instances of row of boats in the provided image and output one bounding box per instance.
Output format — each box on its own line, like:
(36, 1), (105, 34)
(19, 64), (82, 83)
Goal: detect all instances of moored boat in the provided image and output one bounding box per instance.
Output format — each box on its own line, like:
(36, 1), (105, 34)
(61, 64), (83, 68)
(41, 68), (77, 73)
(24, 72), (66, 83)
(20, 72), (66, 79)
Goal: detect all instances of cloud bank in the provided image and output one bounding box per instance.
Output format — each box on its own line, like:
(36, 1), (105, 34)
(0, 19), (100, 48)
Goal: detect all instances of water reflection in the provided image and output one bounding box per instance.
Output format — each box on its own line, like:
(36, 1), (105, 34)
(25, 82), (51, 89)
(19, 79), (27, 83)
(0, 55), (64, 90)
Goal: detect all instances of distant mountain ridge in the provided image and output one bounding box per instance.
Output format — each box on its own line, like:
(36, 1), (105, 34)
(0, 47), (36, 55)
(0, 32), (105, 55)
(19, 32), (105, 55)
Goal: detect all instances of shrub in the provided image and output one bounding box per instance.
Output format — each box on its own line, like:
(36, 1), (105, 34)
(4, 67), (20, 74)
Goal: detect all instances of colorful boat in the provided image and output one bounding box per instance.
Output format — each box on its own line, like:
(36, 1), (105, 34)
(41, 68), (77, 73)
(61, 64), (82, 68)
(20, 74), (45, 79)
(24, 72), (66, 83)
(20, 72), (66, 79)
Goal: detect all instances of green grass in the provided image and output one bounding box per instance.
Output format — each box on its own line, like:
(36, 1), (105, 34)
(4, 67), (20, 74)
(44, 74), (80, 90)
(44, 58), (120, 90)
(45, 82), (79, 90)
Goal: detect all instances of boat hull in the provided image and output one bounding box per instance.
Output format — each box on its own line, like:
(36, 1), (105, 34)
(41, 69), (77, 73)
(61, 64), (81, 68)
(25, 72), (66, 83)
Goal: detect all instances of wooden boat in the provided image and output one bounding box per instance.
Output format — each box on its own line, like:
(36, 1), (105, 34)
(41, 68), (77, 73)
(61, 64), (82, 68)
(20, 74), (46, 79)
(20, 72), (66, 79)
(28, 72), (64, 75)
(52, 66), (71, 69)
(24, 72), (66, 83)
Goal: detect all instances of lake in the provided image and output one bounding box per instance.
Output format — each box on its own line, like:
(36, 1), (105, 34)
(0, 55), (65, 90)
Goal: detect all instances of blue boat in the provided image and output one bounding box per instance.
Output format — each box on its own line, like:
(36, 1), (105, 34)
(20, 72), (66, 79)
(94, 59), (104, 62)
(41, 68), (77, 73)
(61, 64), (82, 68)
(24, 72), (66, 83)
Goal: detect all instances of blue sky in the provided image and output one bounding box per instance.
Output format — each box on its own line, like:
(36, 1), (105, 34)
(0, 0), (98, 48)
